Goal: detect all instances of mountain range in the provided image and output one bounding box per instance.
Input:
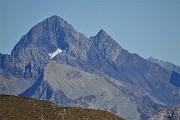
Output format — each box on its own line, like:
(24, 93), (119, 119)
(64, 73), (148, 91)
(0, 15), (180, 120)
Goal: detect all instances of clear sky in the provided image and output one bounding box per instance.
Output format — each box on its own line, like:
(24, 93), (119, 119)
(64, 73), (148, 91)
(0, 0), (180, 66)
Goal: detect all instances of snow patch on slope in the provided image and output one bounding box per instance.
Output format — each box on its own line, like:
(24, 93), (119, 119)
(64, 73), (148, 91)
(48, 48), (62, 59)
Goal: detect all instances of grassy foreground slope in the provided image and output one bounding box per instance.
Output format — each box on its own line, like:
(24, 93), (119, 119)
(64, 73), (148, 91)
(0, 94), (124, 120)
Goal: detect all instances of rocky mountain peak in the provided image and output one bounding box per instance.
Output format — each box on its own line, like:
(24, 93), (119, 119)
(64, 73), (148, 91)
(1, 15), (180, 120)
(11, 15), (75, 57)
(45, 15), (64, 23)
(44, 15), (74, 30)
(48, 15), (63, 21)
(93, 29), (119, 47)
(96, 29), (108, 39)
(11, 15), (91, 71)
(91, 28), (122, 49)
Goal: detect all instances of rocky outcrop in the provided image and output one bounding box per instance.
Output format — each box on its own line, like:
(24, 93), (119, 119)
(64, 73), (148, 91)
(149, 107), (180, 120)
(148, 57), (180, 74)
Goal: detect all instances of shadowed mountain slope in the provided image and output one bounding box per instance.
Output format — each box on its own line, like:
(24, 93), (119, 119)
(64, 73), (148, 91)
(19, 61), (140, 120)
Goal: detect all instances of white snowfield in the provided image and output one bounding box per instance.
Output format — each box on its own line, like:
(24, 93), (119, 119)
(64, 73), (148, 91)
(48, 48), (63, 59)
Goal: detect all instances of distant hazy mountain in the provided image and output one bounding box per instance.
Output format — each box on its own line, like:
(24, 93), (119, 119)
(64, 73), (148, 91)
(0, 94), (124, 120)
(0, 15), (180, 120)
(148, 57), (180, 74)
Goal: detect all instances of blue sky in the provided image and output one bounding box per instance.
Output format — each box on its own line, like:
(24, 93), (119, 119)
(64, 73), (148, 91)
(0, 0), (180, 65)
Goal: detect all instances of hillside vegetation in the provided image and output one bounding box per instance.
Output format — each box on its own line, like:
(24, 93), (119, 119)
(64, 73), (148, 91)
(0, 94), (124, 120)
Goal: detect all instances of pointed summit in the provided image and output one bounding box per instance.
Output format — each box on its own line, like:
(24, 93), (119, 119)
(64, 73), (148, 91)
(96, 29), (108, 39)
(98, 29), (107, 35)
(46, 15), (67, 24)
(93, 29), (119, 45)
(44, 15), (73, 29)
(11, 15), (90, 67)
(48, 15), (62, 20)
(11, 15), (78, 57)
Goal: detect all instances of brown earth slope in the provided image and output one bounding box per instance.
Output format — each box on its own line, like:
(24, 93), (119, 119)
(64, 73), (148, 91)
(0, 94), (124, 120)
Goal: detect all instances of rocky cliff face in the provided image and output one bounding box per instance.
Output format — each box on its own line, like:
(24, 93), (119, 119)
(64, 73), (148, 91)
(44, 61), (140, 120)
(0, 15), (180, 120)
(149, 107), (180, 120)
(0, 53), (35, 95)
(89, 28), (180, 108)
(148, 57), (180, 74)
(11, 16), (90, 71)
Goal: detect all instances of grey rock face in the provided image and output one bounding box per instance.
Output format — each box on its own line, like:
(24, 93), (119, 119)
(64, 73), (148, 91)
(148, 57), (180, 74)
(0, 54), (34, 95)
(90, 29), (122, 62)
(11, 16), (89, 68)
(89, 30), (180, 107)
(17, 60), (140, 120)
(1, 15), (180, 120)
(149, 107), (180, 120)
(43, 61), (140, 120)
